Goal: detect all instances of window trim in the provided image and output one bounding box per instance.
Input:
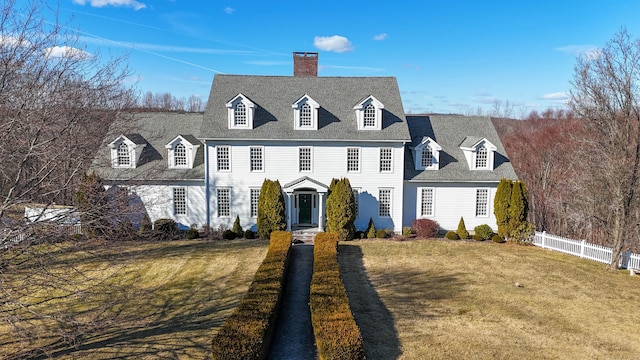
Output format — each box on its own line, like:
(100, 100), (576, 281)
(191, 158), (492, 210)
(217, 187), (231, 218)
(475, 188), (489, 217)
(346, 147), (361, 173)
(379, 188), (392, 217)
(250, 188), (260, 218)
(249, 146), (264, 172)
(216, 145), (231, 172)
(173, 187), (187, 216)
(419, 187), (435, 217)
(379, 147), (393, 173)
(298, 146), (312, 172)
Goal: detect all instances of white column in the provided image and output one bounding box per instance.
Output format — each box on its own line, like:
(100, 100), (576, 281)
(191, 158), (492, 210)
(286, 193), (292, 231)
(318, 192), (325, 231)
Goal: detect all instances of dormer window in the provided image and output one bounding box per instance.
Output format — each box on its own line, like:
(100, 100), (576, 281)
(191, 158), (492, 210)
(354, 95), (384, 130)
(459, 137), (497, 170)
(234, 103), (247, 126)
(165, 135), (201, 169)
(117, 143), (131, 166)
(108, 134), (147, 169)
(413, 137), (441, 170)
(292, 94), (319, 130)
(174, 144), (187, 166)
(226, 93), (255, 129)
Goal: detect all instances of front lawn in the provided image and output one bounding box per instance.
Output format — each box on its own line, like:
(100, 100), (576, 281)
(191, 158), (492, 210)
(339, 239), (640, 360)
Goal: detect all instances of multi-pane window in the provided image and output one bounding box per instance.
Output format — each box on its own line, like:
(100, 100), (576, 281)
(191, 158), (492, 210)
(174, 143), (187, 166)
(217, 146), (230, 171)
(250, 188), (260, 218)
(476, 189), (489, 217)
(347, 148), (360, 172)
(217, 188), (230, 217)
(173, 187), (186, 215)
(250, 147), (263, 171)
(299, 147), (312, 172)
(300, 103), (312, 127)
(363, 103), (376, 127)
(475, 145), (488, 168)
(421, 188), (434, 217)
(421, 146), (433, 168)
(117, 142), (130, 166)
(234, 103), (247, 126)
(379, 189), (391, 217)
(379, 148), (392, 172)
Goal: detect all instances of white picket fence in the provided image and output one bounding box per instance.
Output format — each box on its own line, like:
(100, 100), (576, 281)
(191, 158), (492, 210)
(2, 224), (82, 248)
(533, 231), (640, 273)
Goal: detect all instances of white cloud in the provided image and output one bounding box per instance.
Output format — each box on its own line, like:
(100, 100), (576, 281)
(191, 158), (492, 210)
(0, 36), (31, 47)
(314, 35), (354, 53)
(540, 92), (570, 101)
(73, 0), (146, 11)
(556, 45), (601, 59)
(373, 33), (388, 41)
(45, 46), (93, 59)
(224, 6), (235, 14)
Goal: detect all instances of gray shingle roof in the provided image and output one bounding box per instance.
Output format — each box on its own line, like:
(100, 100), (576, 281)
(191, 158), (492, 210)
(90, 112), (205, 181)
(200, 75), (411, 142)
(405, 115), (518, 182)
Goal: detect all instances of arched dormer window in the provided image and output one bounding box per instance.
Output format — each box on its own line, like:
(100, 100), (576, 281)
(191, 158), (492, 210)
(363, 104), (376, 127)
(226, 93), (255, 129)
(354, 95), (384, 130)
(414, 136), (441, 170)
(174, 143), (187, 166)
(292, 94), (319, 130)
(475, 145), (488, 168)
(421, 145), (433, 168)
(300, 103), (312, 127)
(117, 142), (130, 166)
(234, 103), (247, 126)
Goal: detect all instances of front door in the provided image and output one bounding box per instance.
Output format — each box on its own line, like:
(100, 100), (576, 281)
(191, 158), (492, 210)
(299, 194), (312, 225)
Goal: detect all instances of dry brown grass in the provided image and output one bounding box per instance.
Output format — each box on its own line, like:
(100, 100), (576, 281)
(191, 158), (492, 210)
(339, 239), (640, 360)
(0, 239), (268, 359)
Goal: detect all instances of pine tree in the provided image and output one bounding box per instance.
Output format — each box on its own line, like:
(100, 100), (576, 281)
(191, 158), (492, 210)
(456, 217), (469, 239)
(75, 172), (109, 238)
(494, 178), (513, 240)
(325, 178), (356, 241)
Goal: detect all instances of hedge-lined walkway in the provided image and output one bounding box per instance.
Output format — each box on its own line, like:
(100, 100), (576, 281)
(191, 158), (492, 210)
(268, 244), (317, 359)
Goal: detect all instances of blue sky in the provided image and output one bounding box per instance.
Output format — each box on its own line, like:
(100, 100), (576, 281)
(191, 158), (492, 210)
(47, 0), (640, 115)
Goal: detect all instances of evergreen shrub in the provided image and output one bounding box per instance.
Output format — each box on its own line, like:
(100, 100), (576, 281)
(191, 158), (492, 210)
(376, 229), (389, 238)
(472, 234), (484, 241)
(474, 224), (494, 240)
(154, 219), (177, 240)
(402, 226), (413, 236)
(244, 229), (256, 239)
(456, 217), (469, 239)
(445, 231), (459, 240)
(492, 234), (505, 243)
(257, 179), (286, 238)
(223, 229), (237, 240)
(186, 224), (199, 239)
(412, 218), (440, 238)
(139, 214), (152, 232)
(232, 215), (243, 237)
(366, 218), (376, 239)
(325, 178), (356, 241)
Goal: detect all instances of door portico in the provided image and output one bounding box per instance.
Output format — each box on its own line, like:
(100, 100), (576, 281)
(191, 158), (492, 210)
(283, 176), (329, 231)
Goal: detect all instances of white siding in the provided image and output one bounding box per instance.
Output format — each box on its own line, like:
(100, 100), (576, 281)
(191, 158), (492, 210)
(126, 182), (206, 230)
(403, 182), (498, 231)
(206, 140), (405, 232)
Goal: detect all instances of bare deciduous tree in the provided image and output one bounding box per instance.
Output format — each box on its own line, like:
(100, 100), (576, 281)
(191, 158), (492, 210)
(569, 28), (640, 270)
(0, 0), (136, 355)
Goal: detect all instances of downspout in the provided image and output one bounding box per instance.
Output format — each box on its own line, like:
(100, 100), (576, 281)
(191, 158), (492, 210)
(204, 140), (210, 229)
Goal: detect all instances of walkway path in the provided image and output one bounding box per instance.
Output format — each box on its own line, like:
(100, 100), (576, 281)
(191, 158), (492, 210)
(268, 244), (317, 360)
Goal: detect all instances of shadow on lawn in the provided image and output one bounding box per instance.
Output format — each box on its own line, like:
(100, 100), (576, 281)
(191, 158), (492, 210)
(338, 244), (402, 360)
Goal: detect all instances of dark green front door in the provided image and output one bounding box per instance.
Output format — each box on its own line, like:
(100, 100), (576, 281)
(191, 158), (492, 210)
(299, 194), (312, 224)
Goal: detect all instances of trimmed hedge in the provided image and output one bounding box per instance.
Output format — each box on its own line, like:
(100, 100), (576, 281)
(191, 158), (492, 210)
(310, 232), (365, 360)
(211, 231), (292, 360)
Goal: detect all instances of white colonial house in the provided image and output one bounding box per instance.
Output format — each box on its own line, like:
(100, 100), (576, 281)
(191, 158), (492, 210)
(90, 53), (517, 233)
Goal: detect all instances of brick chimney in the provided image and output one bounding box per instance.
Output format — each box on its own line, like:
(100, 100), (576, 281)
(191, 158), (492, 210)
(293, 52), (318, 77)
